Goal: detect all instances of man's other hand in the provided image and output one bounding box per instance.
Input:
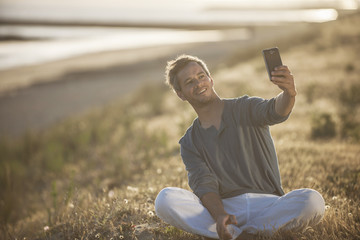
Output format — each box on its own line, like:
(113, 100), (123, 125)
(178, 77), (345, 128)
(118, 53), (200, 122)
(216, 214), (238, 240)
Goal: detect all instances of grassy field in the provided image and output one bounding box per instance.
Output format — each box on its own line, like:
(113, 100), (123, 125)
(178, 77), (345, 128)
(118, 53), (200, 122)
(1, 12), (360, 240)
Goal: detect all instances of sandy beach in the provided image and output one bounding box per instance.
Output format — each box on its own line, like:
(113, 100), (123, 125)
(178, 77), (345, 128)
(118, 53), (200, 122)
(0, 40), (245, 136)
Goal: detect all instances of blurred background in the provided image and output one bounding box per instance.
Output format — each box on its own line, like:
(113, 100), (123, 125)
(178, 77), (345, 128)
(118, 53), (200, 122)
(0, 0), (358, 137)
(1, 1), (360, 239)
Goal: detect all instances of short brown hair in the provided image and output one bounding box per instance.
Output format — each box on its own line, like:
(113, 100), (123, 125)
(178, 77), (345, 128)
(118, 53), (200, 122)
(165, 54), (210, 92)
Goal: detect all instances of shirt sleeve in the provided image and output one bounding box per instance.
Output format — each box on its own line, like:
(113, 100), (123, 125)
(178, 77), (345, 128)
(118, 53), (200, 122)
(236, 96), (290, 126)
(179, 128), (219, 199)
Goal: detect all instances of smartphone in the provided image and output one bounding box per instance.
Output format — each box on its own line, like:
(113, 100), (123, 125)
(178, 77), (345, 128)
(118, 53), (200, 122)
(262, 47), (283, 81)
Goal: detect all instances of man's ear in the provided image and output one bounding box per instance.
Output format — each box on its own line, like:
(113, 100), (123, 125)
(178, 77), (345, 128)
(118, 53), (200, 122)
(176, 90), (187, 101)
(210, 76), (214, 86)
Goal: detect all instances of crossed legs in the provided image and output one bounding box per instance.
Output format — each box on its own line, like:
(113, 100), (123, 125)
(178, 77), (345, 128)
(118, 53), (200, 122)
(155, 187), (325, 239)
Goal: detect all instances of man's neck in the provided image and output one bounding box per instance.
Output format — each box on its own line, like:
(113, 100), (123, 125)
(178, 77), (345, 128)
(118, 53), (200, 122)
(194, 96), (224, 130)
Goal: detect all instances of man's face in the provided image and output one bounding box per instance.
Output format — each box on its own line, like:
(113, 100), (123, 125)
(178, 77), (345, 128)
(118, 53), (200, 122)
(176, 62), (215, 106)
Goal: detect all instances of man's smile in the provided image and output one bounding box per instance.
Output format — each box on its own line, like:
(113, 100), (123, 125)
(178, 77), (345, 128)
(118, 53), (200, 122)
(197, 87), (207, 95)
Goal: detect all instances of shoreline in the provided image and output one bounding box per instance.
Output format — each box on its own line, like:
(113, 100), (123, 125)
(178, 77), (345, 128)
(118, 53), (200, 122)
(0, 39), (247, 137)
(0, 44), (191, 95)
(0, 23), (313, 95)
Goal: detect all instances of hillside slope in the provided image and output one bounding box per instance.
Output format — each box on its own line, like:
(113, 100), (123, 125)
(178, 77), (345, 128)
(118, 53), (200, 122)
(1, 11), (359, 240)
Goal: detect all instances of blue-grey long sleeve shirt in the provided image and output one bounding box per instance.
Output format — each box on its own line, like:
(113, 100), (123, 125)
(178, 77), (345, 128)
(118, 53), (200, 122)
(179, 96), (289, 199)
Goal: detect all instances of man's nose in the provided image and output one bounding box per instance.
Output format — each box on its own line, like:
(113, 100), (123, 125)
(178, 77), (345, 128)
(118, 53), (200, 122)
(194, 78), (202, 87)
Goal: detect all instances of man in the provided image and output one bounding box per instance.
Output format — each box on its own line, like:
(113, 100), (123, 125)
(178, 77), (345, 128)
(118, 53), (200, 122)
(155, 54), (325, 239)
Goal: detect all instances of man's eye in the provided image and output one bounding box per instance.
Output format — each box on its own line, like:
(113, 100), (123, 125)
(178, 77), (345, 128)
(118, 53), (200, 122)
(199, 75), (204, 79)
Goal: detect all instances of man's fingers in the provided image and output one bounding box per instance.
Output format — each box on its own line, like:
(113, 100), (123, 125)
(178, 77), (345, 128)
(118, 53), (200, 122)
(271, 70), (289, 76)
(271, 71), (293, 79)
(271, 70), (294, 82)
(274, 65), (289, 71)
(272, 79), (291, 89)
(272, 65), (293, 78)
(227, 215), (238, 225)
(217, 224), (232, 240)
(271, 76), (291, 83)
(217, 215), (237, 240)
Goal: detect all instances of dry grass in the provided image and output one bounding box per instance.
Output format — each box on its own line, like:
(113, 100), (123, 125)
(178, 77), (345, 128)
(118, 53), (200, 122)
(1, 12), (360, 240)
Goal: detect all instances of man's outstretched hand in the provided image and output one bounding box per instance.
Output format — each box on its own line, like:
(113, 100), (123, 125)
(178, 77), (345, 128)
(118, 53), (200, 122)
(271, 65), (297, 117)
(216, 214), (238, 240)
(271, 65), (297, 97)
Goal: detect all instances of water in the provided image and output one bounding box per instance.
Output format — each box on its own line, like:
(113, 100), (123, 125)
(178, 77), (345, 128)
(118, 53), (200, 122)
(0, 0), (358, 71)
(0, 27), (251, 70)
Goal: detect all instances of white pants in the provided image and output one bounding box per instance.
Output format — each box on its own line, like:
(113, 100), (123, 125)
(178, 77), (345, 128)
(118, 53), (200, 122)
(155, 187), (325, 239)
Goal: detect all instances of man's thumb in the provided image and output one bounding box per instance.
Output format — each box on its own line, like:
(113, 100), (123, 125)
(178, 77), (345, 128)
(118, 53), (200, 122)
(227, 215), (238, 225)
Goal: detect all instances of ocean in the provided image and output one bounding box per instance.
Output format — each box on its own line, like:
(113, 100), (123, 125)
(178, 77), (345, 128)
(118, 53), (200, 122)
(0, 0), (358, 70)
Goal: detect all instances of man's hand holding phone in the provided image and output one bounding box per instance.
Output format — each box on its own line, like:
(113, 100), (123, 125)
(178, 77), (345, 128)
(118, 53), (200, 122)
(271, 65), (297, 97)
(263, 47), (296, 97)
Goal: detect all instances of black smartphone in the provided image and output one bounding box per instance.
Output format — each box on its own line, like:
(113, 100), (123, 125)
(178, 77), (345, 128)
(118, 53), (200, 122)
(262, 47), (283, 81)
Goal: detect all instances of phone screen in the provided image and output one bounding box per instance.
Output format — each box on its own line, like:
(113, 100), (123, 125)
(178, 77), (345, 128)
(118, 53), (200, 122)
(262, 47), (283, 81)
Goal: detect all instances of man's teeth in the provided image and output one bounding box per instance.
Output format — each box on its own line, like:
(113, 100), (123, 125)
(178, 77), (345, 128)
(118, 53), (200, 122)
(198, 88), (206, 94)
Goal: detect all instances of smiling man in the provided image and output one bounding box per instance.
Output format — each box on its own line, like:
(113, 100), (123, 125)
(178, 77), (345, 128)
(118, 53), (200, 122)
(155, 55), (325, 240)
